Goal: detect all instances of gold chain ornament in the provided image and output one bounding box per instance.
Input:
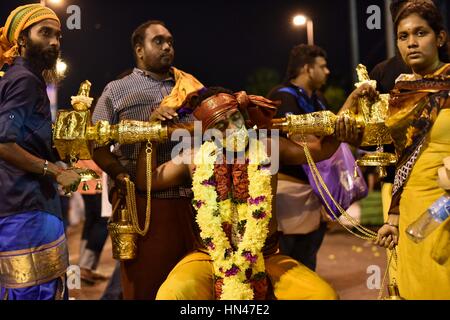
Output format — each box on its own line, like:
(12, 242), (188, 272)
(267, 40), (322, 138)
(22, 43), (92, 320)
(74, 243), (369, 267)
(302, 142), (377, 239)
(124, 141), (152, 236)
(108, 141), (152, 260)
(302, 142), (401, 299)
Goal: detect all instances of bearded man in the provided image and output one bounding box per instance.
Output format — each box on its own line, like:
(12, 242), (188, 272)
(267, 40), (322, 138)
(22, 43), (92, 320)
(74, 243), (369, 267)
(0, 4), (81, 300)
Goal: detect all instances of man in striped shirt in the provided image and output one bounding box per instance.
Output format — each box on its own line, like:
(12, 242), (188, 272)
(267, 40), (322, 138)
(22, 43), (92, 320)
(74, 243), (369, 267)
(92, 20), (203, 299)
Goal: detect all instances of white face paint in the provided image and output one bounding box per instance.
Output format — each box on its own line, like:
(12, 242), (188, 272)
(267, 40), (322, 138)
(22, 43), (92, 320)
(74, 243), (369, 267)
(212, 110), (249, 152)
(225, 125), (249, 152)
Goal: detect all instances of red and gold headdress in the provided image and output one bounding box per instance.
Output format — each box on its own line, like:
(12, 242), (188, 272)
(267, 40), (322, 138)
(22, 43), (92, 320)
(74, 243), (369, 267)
(193, 91), (279, 132)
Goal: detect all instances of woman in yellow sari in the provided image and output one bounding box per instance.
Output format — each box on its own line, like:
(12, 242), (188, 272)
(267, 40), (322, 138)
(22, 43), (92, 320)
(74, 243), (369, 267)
(375, 1), (450, 299)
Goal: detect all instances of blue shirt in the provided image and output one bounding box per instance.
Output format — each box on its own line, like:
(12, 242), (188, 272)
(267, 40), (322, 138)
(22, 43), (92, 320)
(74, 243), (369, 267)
(0, 57), (61, 218)
(268, 83), (327, 182)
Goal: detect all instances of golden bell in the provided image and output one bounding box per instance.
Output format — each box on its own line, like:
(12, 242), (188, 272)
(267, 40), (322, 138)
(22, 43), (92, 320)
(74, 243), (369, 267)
(383, 283), (405, 300)
(108, 208), (138, 261)
(355, 152), (397, 179)
(82, 182), (89, 191)
(72, 167), (100, 181)
(95, 180), (102, 191)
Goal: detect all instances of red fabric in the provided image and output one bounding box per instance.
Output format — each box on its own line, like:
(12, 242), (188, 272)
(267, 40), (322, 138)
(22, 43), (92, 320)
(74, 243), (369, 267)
(193, 91), (279, 131)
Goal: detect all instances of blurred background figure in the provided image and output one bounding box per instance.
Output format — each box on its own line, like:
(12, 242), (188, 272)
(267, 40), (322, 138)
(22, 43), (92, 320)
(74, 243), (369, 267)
(76, 160), (109, 285)
(267, 44), (332, 271)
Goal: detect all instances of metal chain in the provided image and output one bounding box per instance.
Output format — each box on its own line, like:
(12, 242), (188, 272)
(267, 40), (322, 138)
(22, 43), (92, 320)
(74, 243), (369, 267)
(378, 248), (398, 300)
(124, 141), (152, 236)
(303, 143), (377, 239)
(302, 142), (399, 299)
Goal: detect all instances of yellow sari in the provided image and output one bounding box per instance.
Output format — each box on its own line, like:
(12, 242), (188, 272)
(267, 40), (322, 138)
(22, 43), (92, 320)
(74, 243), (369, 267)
(386, 64), (450, 299)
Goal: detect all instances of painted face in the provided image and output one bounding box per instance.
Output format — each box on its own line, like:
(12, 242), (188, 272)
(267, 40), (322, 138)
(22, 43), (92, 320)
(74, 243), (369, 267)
(138, 24), (174, 73)
(397, 13), (444, 74)
(307, 56), (330, 90)
(212, 110), (249, 152)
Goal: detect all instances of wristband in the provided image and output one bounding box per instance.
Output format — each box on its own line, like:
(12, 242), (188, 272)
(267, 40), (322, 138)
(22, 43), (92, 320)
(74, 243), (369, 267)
(42, 160), (49, 176)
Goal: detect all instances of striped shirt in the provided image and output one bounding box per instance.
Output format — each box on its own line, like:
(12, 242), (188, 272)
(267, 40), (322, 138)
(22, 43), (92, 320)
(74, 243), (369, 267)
(92, 68), (193, 198)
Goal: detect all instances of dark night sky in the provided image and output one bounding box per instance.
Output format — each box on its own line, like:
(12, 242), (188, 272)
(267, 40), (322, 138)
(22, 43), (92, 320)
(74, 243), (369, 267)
(1, 0), (449, 107)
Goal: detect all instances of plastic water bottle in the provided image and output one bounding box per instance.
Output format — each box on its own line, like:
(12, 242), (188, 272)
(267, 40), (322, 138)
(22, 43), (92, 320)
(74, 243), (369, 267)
(406, 193), (450, 243)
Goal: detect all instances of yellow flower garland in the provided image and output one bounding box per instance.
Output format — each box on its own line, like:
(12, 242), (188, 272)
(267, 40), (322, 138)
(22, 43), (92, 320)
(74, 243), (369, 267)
(193, 140), (272, 300)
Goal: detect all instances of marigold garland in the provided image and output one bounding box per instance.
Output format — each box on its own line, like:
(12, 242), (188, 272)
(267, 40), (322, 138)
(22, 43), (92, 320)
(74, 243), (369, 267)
(192, 140), (272, 300)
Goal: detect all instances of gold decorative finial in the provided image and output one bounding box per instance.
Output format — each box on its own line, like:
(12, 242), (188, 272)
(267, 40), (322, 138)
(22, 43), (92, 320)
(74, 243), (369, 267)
(71, 80), (94, 111)
(356, 64), (370, 82)
(78, 80), (92, 97)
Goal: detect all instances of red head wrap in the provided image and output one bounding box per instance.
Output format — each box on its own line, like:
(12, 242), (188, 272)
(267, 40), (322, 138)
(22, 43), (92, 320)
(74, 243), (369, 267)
(193, 91), (279, 132)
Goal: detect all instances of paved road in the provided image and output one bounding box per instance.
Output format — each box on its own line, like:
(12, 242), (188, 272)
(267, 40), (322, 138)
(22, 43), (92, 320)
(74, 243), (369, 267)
(316, 226), (387, 300)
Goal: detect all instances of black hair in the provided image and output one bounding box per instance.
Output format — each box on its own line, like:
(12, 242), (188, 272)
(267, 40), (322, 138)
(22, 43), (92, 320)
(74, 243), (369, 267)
(191, 86), (233, 109)
(395, 1), (449, 63)
(284, 44), (327, 81)
(131, 20), (166, 61)
(390, 0), (409, 22)
(391, 0), (436, 21)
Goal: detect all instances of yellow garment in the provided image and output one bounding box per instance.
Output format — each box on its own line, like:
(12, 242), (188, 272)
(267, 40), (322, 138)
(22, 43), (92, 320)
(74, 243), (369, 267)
(432, 218), (450, 266)
(155, 251), (338, 300)
(381, 182), (398, 282)
(159, 67), (204, 110)
(0, 4), (60, 68)
(396, 109), (450, 299)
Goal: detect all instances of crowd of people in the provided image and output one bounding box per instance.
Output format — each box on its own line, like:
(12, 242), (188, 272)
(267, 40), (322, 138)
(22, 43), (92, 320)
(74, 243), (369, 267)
(0, 0), (449, 300)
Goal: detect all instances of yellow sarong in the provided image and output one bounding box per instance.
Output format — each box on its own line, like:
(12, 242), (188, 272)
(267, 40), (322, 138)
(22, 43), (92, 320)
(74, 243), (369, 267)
(155, 251), (338, 300)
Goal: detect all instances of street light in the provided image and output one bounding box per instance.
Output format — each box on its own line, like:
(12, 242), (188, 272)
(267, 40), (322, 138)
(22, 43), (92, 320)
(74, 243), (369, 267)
(293, 15), (307, 26)
(56, 59), (68, 78)
(292, 14), (314, 45)
(46, 58), (68, 121)
(40, 0), (64, 6)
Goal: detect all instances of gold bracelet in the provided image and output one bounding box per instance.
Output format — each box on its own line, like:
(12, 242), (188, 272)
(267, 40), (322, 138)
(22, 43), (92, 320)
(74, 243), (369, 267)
(42, 160), (49, 176)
